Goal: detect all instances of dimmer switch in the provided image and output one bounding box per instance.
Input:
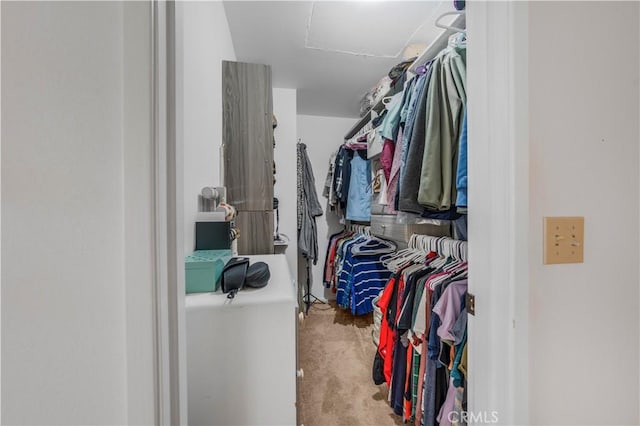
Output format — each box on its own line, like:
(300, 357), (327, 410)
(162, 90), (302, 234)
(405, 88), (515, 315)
(543, 216), (584, 264)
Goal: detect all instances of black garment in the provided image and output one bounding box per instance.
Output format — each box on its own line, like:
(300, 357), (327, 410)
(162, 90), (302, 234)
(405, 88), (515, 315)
(372, 351), (386, 385)
(397, 268), (433, 330)
(385, 273), (400, 331)
(391, 331), (409, 415)
(453, 215), (468, 241)
(434, 364), (450, 425)
(421, 206), (462, 221)
(372, 110), (387, 128)
(333, 147), (352, 208)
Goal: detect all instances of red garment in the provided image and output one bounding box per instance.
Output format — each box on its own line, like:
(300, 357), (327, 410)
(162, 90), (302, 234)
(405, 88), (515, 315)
(324, 232), (352, 286)
(323, 236), (340, 283)
(376, 276), (397, 385)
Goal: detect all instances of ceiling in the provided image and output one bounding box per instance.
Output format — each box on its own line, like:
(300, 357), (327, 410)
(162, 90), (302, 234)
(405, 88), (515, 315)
(223, 1), (458, 118)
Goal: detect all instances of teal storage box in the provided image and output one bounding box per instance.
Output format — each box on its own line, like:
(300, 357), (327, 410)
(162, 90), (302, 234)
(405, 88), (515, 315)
(185, 250), (232, 294)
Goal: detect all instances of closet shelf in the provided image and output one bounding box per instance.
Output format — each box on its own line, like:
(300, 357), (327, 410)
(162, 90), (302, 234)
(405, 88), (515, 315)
(344, 95), (388, 141)
(344, 12), (465, 142)
(407, 12), (466, 73)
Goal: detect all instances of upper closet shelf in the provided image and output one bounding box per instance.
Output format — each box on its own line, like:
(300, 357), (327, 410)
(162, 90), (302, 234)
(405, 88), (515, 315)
(343, 11), (466, 142)
(407, 12), (466, 73)
(344, 97), (387, 141)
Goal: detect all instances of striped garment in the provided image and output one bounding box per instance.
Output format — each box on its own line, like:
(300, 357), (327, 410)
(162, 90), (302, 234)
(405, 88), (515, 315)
(410, 347), (421, 422)
(336, 239), (393, 315)
(335, 237), (365, 309)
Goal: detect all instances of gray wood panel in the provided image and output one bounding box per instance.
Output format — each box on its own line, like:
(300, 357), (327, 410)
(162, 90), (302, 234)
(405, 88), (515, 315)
(235, 211), (274, 255)
(223, 60), (274, 211)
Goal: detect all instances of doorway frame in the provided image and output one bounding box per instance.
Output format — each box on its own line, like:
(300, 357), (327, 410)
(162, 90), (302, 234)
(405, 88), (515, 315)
(152, 1), (532, 424)
(467, 2), (530, 424)
(151, 1), (187, 424)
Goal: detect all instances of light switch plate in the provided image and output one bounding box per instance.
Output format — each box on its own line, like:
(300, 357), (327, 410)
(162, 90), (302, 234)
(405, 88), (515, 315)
(543, 216), (584, 264)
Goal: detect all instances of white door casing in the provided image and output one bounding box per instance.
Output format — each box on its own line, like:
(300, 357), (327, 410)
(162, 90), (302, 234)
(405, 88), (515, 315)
(152, 1), (187, 424)
(467, 2), (529, 425)
(155, 2), (531, 424)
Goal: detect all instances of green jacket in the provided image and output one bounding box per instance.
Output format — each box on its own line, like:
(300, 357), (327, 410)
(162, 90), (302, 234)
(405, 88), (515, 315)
(417, 47), (467, 211)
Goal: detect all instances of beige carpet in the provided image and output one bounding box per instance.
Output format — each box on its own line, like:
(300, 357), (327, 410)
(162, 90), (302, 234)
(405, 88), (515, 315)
(297, 301), (402, 426)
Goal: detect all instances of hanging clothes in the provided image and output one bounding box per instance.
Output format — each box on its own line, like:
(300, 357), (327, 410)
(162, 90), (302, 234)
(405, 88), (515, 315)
(378, 91), (404, 142)
(323, 230), (395, 315)
(333, 146), (352, 209)
(339, 237), (396, 315)
(346, 150), (372, 222)
(323, 229), (354, 288)
(417, 46), (467, 211)
(322, 151), (338, 208)
(373, 245), (468, 426)
(297, 142), (323, 264)
(385, 125), (405, 215)
(456, 109), (468, 213)
(397, 62), (434, 213)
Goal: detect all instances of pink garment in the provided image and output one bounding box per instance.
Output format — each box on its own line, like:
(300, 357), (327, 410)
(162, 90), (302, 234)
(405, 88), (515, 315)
(385, 127), (404, 214)
(380, 138), (395, 182)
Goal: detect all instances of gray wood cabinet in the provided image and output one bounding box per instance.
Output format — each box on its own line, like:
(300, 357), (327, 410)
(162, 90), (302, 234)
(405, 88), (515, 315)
(222, 60), (274, 255)
(235, 211), (274, 255)
(223, 60), (273, 211)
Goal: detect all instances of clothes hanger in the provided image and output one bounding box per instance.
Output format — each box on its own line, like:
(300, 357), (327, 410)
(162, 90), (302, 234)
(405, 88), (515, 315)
(415, 64), (428, 76)
(351, 234), (396, 256)
(452, 32), (467, 48)
(381, 246), (426, 273)
(435, 11), (466, 34)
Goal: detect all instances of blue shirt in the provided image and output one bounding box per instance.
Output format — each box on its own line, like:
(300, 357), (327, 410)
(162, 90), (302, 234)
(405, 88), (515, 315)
(456, 109), (468, 209)
(335, 236), (366, 309)
(346, 153), (372, 222)
(349, 254), (392, 315)
(337, 238), (393, 315)
(378, 92), (404, 141)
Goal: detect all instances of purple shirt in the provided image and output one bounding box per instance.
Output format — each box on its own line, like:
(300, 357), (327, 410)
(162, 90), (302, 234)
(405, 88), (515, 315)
(432, 279), (468, 341)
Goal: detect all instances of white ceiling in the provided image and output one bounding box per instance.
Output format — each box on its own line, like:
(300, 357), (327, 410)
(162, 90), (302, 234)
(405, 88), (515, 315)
(223, 1), (457, 118)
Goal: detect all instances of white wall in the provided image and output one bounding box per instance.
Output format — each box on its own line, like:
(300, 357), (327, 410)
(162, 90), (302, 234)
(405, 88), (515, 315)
(181, 1), (236, 254)
(296, 114), (356, 301)
(273, 89), (298, 278)
(1, 2), (154, 424)
(528, 2), (639, 424)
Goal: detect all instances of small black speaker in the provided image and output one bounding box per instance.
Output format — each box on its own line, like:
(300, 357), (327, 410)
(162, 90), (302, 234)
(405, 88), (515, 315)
(195, 221), (231, 250)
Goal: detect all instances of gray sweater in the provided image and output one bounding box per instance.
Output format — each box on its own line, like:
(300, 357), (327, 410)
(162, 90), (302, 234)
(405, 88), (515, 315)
(297, 143), (323, 264)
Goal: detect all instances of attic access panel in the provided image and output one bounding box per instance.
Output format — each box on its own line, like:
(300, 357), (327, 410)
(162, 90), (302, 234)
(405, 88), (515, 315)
(305, 1), (442, 57)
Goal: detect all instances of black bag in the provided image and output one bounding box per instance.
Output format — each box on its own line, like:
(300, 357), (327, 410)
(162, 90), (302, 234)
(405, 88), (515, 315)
(221, 258), (271, 299)
(221, 257), (249, 298)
